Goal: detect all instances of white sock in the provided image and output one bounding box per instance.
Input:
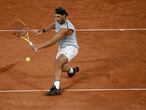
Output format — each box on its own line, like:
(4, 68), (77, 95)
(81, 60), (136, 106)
(69, 68), (74, 74)
(54, 80), (60, 89)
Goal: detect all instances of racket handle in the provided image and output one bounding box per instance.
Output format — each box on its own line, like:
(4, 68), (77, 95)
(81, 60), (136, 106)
(28, 41), (33, 46)
(28, 41), (37, 52)
(29, 42), (38, 52)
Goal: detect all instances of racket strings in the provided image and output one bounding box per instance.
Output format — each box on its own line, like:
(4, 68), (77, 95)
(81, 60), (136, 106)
(12, 20), (34, 47)
(13, 20), (28, 37)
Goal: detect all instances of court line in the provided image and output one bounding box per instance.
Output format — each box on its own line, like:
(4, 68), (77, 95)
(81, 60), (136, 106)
(76, 28), (146, 31)
(0, 88), (146, 93)
(0, 28), (146, 32)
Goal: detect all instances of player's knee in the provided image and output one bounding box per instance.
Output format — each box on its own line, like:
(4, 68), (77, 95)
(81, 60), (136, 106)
(57, 57), (67, 65)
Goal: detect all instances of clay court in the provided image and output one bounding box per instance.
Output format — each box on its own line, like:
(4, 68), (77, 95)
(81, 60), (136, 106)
(0, 0), (146, 109)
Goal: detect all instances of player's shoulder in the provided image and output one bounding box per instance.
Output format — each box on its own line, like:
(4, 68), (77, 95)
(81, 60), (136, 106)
(65, 19), (75, 29)
(66, 19), (73, 25)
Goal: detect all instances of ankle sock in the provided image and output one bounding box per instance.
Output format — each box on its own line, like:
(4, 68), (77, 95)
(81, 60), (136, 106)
(68, 68), (74, 74)
(54, 80), (60, 89)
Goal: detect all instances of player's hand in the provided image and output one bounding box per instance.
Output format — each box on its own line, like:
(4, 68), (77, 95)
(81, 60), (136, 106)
(32, 29), (43, 36)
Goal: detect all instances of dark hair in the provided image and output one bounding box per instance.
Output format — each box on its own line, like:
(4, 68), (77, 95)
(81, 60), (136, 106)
(55, 7), (68, 16)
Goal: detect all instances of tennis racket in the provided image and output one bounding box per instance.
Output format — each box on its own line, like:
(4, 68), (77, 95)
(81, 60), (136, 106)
(12, 20), (37, 51)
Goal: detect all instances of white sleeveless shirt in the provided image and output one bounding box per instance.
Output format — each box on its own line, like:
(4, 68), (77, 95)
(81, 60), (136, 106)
(55, 19), (79, 49)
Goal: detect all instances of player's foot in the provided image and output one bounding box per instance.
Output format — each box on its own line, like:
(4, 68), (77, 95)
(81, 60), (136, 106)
(67, 67), (80, 78)
(46, 85), (61, 96)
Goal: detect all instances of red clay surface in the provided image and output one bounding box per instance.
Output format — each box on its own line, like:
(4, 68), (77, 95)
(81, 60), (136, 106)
(0, 0), (146, 110)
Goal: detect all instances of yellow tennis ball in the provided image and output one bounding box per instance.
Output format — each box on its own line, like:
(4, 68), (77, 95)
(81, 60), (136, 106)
(25, 57), (31, 62)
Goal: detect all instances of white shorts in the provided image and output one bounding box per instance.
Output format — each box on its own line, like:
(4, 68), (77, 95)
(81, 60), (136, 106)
(56, 46), (78, 62)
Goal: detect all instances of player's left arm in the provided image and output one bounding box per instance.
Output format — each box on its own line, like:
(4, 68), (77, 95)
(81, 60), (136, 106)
(34, 28), (72, 50)
(42, 23), (55, 32)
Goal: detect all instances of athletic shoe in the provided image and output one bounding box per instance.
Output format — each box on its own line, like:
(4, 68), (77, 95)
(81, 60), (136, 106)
(46, 85), (61, 96)
(67, 67), (80, 78)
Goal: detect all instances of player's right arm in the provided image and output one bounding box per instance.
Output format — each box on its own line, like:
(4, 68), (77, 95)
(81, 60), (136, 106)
(33, 23), (55, 36)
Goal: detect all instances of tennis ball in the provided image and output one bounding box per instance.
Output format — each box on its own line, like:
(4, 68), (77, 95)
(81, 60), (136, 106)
(25, 57), (31, 62)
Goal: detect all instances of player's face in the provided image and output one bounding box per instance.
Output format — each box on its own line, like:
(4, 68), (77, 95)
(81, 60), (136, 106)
(54, 14), (65, 24)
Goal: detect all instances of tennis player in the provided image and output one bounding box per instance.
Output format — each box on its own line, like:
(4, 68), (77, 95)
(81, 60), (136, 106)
(33, 7), (79, 96)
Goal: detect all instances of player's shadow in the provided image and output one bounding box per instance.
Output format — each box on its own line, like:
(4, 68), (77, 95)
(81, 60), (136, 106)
(0, 60), (19, 73)
(0, 60), (43, 89)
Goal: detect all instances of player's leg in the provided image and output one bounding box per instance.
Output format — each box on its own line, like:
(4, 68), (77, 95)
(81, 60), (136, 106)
(62, 64), (80, 78)
(54, 54), (68, 81)
(46, 46), (79, 96)
(62, 46), (79, 77)
(62, 64), (69, 72)
(47, 54), (68, 96)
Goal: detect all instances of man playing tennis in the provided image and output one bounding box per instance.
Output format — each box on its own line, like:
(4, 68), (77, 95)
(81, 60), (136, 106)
(33, 7), (79, 96)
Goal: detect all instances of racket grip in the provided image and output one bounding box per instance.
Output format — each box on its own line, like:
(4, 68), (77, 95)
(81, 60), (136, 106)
(28, 41), (38, 52)
(29, 41), (36, 52)
(29, 41), (33, 46)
